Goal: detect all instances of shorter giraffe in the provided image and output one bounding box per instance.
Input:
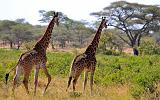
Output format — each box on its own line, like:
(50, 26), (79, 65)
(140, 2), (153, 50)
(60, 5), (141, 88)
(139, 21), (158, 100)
(66, 17), (107, 95)
(5, 12), (59, 95)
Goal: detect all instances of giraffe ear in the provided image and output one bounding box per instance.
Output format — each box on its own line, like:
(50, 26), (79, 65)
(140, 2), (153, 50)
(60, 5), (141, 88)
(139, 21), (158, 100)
(53, 12), (56, 16)
(56, 12), (58, 16)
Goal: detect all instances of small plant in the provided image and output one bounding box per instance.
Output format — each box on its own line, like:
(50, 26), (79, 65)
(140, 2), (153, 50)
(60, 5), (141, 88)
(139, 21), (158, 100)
(130, 84), (144, 98)
(21, 41), (36, 50)
(69, 92), (82, 98)
(139, 37), (160, 55)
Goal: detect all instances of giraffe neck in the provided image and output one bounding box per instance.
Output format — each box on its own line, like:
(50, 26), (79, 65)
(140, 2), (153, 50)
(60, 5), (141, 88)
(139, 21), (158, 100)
(34, 17), (56, 51)
(84, 24), (103, 56)
(91, 25), (103, 47)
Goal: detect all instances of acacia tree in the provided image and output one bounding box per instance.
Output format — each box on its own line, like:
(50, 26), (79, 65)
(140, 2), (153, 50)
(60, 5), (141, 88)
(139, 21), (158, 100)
(91, 1), (160, 55)
(0, 19), (34, 49)
(11, 24), (34, 49)
(0, 20), (17, 48)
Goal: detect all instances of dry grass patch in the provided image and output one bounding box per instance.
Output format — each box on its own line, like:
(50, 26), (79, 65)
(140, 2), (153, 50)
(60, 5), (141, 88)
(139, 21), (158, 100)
(0, 76), (132, 100)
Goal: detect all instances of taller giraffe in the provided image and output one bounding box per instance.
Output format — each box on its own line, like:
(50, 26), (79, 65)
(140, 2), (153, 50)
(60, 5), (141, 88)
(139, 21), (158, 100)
(66, 17), (107, 95)
(5, 12), (59, 95)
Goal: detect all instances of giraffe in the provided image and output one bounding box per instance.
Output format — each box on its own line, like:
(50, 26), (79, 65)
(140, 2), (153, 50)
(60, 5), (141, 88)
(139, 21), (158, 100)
(5, 12), (59, 95)
(66, 17), (107, 95)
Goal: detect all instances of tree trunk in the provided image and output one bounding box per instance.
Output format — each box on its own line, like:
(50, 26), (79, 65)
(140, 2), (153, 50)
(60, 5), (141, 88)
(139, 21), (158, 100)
(9, 41), (13, 49)
(133, 48), (139, 56)
(17, 41), (20, 50)
(51, 42), (55, 50)
(17, 44), (20, 50)
(50, 38), (55, 50)
(17, 45), (20, 50)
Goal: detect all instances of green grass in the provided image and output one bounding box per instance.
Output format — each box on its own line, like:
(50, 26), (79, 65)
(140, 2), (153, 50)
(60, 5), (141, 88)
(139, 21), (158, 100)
(0, 49), (160, 99)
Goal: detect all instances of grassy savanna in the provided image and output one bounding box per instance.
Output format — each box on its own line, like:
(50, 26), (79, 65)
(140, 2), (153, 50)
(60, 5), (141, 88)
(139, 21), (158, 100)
(0, 49), (160, 100)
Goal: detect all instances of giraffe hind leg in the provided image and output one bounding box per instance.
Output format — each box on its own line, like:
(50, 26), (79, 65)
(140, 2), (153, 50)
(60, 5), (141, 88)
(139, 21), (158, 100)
(72, 78), (78, 92)
(42, 67), (51, 95)
(72, 69), (83, 92)
(66, 76), (72, 92)
(34, 67), (40, 96)
(12, 65), (21, 95)
(23, 68), (31, 94)
(72, 74), (80, 92)
(23, 75), (30, 94)
(90, 71), (95, 96)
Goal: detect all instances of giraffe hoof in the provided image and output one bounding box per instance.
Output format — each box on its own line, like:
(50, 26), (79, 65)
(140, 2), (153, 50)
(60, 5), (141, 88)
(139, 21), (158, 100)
(42, 90), (47, 96)
(91, 92), (94, 96)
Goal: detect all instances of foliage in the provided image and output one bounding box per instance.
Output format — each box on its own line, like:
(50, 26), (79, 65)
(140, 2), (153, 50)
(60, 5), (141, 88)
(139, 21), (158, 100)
(38, 10), (70, 23)
(1, 49), (160, 98)
(21, 41), (36, 51)
(102, 49), (121, 56)
(0, 20), (36, 49)
(95, 54), (160, 98)
(139, 37), (160, 55)
(98, 29), (124, 55)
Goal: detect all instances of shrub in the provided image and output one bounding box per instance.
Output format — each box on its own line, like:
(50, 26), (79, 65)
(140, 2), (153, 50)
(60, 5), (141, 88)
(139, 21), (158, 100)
(139, 37), (160, 55)
(21, 41), (36, 50)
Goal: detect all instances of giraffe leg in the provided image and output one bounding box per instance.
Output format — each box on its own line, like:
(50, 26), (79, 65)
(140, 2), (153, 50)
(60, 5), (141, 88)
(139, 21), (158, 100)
(42, 67), (51, 95)
(72, 69), (83, 92)
(90, 71), (94, 96)
(83, 71), (88, 93)
(73, 76), (79, 92)
(34, 67), (40, 96)
(12, 65), (21, 95)
(66, 76), (72, 92)
(23, 74), (30, 94)
(23, 66), (32, 94)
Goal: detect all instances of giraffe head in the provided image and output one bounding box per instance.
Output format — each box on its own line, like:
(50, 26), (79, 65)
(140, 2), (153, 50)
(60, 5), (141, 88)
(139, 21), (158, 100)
(101, 17), (108, 29)
(53, 12), (59, 26)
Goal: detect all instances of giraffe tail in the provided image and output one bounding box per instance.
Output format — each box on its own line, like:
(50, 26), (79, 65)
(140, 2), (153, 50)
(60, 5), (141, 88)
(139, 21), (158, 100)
(5, 53), (24, 84)
(5, 66), (17, 85)
(5, 73), (9, 84)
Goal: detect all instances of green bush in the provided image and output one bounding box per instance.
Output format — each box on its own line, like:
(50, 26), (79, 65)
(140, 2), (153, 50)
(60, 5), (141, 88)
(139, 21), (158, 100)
(139, 37), (160, 55)
(22, 41), (36, 50)
(103, 49), (121, 56)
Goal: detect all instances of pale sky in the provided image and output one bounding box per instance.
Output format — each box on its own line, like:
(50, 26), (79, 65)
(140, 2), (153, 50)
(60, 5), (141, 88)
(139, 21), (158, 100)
(0, 0), (159, 25)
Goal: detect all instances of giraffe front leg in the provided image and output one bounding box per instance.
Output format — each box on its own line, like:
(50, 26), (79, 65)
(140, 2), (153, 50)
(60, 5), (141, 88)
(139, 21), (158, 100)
(42, 67), (51, 95)
(34, 67), (40, 96)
